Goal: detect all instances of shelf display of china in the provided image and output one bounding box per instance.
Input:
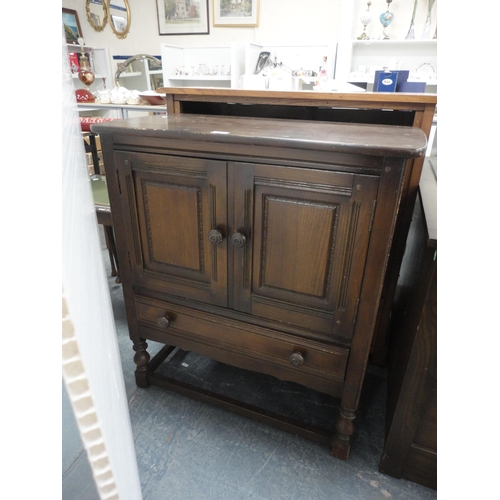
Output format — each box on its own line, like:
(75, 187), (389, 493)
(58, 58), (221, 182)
(379, 0), (395, 40)
(357, 1), (373, 40)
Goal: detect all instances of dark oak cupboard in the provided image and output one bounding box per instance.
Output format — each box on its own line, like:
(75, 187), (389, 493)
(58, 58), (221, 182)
(93, 113), (426, 459)
(160, 88), (438, 365)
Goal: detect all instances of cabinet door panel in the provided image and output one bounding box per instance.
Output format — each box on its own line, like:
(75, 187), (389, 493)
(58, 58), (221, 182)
(115, 152), (227, 306)
(233, 163), (379, 339)
(144, 183), (203, 271)
(261, 196), (334, 297)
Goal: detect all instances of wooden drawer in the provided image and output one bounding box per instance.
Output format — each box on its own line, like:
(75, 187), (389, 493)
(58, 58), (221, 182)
(134, 295), (348, 396)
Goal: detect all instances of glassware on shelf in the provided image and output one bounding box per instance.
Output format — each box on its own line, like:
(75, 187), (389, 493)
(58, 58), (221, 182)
(357, 1), (373, 40)
(405, 0), (419, 39)
(421, 0), (436, 39)
(313, 56), (329, 91)
(76, 37), (95, 102)
(379, 0), (395, 40)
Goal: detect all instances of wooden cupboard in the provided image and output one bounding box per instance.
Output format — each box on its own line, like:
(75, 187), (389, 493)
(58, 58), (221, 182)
(379, 159), (437, 487)
(93, 113), (426, 459)
(159, 88), (437, 365)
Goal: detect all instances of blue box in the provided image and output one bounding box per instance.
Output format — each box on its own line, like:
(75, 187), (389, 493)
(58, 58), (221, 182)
(396, 80), (426, 93)
(374, 70), (398, 92)
(395, 70), (409, 83)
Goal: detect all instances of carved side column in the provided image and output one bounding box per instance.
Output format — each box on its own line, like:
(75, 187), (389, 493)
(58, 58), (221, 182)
(133, 340), (151, 388)
(331, 406), (356, 460)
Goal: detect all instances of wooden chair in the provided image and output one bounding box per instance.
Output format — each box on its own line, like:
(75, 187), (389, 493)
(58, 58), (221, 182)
(80, 116), (116, 175)
(91, 175), (120, 283)
(80, 117), (121, 282)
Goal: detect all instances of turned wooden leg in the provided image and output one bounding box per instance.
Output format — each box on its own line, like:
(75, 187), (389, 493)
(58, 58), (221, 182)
(331, 406), (356, 460)
(133, 340), (151, 388)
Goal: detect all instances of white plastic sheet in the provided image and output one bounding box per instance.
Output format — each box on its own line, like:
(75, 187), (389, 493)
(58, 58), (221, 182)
(61, 28), (142, 500)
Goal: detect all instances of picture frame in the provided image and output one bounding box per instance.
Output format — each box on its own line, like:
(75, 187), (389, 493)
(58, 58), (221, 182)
(213, 0), (259, 27)
(151, 75), (164, 91)
(62, 8), (83, 44)
(156, 0), (209, 35)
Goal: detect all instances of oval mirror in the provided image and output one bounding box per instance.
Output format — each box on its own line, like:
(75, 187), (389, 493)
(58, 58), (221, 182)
(108, 0), (131, 39)
(85, 0), (108, 32)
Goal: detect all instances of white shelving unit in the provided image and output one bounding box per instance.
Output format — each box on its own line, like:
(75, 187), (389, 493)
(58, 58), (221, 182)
(160, 43), (336, 91)
(114, 56), (164, 92)
(161, 44), (244, 89)
(336, 1), (437, 92)
(67, 44), (113, 92)
(241, 43), (336, 91)
(343, 39), (437, 90)
(244, 43), (336, 78)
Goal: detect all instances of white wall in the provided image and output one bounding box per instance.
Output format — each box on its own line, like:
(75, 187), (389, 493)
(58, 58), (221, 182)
(63, 0), (342, 72)
(62, 1), (436, 76)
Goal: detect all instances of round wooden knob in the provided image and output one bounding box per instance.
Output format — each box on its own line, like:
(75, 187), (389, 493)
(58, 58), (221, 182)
(157, 315), (171, 329)
(289, 352), (304, 367)
(208, 229), (224, 244)
(231, 232), (247, 248)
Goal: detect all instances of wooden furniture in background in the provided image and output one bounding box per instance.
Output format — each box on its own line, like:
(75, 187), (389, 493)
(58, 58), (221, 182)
(158, 88), (437, 365)
(379, 158), (437, 488)
(91, 175), (120, 282)
(83, 132), (100, 174)
(93, 112), (426, 459)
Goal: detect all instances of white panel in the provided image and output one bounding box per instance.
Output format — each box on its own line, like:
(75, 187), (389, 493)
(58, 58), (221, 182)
(61, 28), (143, 500)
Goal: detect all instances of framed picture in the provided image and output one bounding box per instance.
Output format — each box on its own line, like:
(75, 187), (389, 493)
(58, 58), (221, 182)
(213, 0), (259, 27)
(151, 75), (164, 91)
(62, 8), (83, 44)
(156, 0), (209, 35)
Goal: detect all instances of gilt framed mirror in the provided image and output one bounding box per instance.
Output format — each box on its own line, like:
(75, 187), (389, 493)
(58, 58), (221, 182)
(86, 0), (108, 32)
(108, 0), (131, 39)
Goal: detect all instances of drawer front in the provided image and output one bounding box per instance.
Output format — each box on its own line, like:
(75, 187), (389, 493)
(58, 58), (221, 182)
(134, 295), (348, 396)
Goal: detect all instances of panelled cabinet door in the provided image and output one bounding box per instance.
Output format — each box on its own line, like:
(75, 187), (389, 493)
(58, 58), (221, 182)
(231, 162), (379, 340)
(114, 152), (228, 307)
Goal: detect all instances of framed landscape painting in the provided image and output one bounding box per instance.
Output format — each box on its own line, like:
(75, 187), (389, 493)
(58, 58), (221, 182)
(213, 0), (259, 27)
(62, 8), (83, 43)
(156, 0), (209, 35)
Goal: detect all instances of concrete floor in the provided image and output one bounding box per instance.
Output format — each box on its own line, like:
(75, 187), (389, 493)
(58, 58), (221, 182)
(62, 228), (438, 500)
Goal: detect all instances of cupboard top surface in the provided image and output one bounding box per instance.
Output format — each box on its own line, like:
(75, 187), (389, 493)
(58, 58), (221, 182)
(92, 114), (427, 158)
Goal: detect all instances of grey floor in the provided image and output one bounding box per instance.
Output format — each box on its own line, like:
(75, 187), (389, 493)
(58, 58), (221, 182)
(62, 227), (437, 500)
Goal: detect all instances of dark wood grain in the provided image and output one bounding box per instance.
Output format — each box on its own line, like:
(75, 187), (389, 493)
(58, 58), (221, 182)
(379, 159), (437, 488)
(96, 111), (425, 461)
(157, 87), (437, 113)
(119, 87), (438, 365)
(92, 114), (427, 159)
